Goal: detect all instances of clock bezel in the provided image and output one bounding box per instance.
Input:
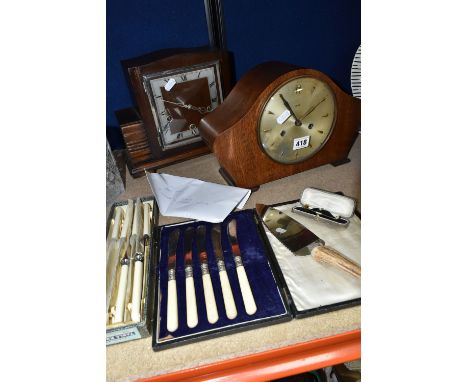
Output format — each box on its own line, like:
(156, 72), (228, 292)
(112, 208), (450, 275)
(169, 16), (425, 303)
(256, 75), (338, 165)
(142, 60), (224, 151)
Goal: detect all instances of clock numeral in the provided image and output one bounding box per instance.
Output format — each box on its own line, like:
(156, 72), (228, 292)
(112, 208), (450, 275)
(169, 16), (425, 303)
(197, 71), (201, 78)
(322, 113), (329, 118)
(180, 74), (187, 81)
(160, 109), (166, 115)
(209, 81), (215, 88)
(155, 95), (162, 99)
(177, 132), (183, 139)
(163, 122), (171, 133)
(211, 97), (217, 103)
(164, 78), (169, 83)
(267, 110), (275, 115)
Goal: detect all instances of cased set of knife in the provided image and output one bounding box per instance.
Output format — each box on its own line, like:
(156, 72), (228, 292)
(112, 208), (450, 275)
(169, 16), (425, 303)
(154, 210), (289, 347)
(106, 198), (154, 327)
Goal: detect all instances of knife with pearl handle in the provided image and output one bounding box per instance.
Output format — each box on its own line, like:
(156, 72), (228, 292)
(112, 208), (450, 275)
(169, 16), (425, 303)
(183, 227), (198, 328)
(211, 224), (237, 319)
(166, 229), (180, 332)
(227, 219), (257, 315)
(195, 225), (219, 324)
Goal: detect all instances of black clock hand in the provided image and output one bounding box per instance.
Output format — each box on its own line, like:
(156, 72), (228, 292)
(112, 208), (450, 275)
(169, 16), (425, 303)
(279, 94), (302, 126)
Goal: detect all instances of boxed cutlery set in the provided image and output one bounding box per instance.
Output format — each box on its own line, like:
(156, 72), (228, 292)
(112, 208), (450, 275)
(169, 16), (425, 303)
(106, 189), (361, 349)
(106, 197), (157, 345)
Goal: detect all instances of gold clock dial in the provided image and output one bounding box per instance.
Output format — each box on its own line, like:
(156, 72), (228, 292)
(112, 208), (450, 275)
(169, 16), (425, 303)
(258, 76), (336, 164)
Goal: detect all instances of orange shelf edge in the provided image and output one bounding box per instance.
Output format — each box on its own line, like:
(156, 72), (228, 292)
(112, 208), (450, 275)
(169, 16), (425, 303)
(138, 329), (361, 382)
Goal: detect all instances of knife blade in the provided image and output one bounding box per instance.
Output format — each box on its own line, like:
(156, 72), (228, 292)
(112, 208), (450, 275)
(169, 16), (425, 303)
(226, 219), (257, 315)
(211, 224), (237, 319)
(183, 227), (198, 328)
(256, 204), (361, 278)
(195, 225), (219, 324)
(124, 198), (142, 321)
(166, 228), (180, 332)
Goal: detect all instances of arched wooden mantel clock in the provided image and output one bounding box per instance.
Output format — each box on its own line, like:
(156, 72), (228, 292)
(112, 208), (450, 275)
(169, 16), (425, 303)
(198, 61), (361, 190)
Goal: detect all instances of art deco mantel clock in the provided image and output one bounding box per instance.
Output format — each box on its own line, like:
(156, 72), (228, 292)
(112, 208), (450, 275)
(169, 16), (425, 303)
(198, 61), (361, 189)
(118, 49), (233, 177)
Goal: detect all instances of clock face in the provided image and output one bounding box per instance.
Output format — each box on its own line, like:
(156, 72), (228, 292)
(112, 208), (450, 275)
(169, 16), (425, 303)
(144, 62), (222, 150)
(258, 76), (336, 164)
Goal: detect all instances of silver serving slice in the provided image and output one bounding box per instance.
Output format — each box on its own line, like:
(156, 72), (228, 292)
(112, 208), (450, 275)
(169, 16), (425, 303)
(256, 204), (360, 278)
(166, 229), (180, 332)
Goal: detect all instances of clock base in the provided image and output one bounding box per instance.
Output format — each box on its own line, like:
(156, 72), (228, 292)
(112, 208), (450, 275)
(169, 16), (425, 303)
(331, 158), (351, 167)
(219, 167), (260, 192)
(117, 107), (211, 178)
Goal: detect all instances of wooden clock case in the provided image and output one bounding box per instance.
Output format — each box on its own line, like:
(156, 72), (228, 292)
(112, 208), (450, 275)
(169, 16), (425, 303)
(198, 61), (361, 189)
(119, 48), (233, 177)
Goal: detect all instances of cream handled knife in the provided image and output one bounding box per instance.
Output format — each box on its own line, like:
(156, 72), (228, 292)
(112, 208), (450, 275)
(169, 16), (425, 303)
(166, 229), (180, 332)
(183, 227), (198, 328)
(113, 247), (130, 323)
(211, 224), (237, 319)
(227, 219), (257, 315)
(130, 239), (145, 322)
(196, 225), (219, 324)
(124, 198), (142, 321)
(130, 202), (151, 322)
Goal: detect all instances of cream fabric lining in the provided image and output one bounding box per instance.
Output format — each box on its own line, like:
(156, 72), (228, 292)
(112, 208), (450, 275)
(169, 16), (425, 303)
(264, 203), (361, 312)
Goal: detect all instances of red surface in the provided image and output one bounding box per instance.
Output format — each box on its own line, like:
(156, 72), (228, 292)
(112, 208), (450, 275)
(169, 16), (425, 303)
(138, 329), (360, 382)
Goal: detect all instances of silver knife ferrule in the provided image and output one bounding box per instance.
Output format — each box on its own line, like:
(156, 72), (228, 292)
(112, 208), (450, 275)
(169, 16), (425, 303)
(135, 253), (144, 262)
(201, 262), (209, 275)
(185, 265), (193, 278)
(216, 259), (226, 272)
(233, 256), (243, 268)
(168, 268), (176, 280)
(120, 257), (130, 266)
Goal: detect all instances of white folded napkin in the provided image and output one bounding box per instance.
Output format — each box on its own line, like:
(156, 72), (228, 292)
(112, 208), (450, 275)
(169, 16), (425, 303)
(146, 173), (251, 223)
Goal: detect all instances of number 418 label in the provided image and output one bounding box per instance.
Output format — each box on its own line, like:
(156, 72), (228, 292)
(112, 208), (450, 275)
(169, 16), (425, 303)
(293, 136), (310, 150)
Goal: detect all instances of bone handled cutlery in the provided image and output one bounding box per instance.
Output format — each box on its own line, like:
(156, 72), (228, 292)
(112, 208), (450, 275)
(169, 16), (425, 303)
(183, 227), (198, 328)
(256, 203), (361, 278)
(106, 206), (123, 257)
(195, 225), (219, 324)
(130, 202), (152, 322)
(106, 200), (134, 314)
(227, 219), (257, 315)
(211, 224), (237, 319)
(166, 229), (180, 332)
(130, 239), (145, 322)
(112, 247), (131, 323)
(124, 198), (142, 321)
(143, 202), (151, 239)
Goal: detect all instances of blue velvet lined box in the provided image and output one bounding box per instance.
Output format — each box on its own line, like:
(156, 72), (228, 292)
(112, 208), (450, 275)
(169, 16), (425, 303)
(152, 209), (291, 350)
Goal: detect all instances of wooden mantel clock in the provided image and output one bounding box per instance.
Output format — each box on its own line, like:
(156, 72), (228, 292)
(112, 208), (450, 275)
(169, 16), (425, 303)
(198, 61), (360, 189)
(118, 48), (233, 177)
